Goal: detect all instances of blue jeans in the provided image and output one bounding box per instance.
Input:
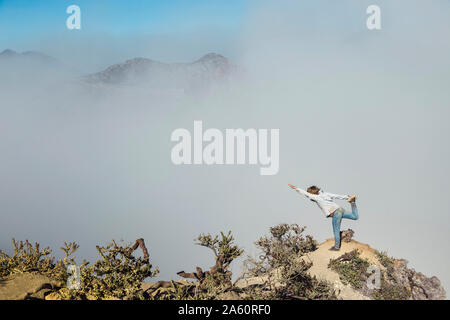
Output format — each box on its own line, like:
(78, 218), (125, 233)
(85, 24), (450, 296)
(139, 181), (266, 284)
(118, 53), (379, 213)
(332, 203), (358, 248)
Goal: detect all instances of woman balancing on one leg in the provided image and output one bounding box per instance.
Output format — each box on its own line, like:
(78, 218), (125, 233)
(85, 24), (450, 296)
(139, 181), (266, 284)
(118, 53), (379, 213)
(288, 184), (358, 251)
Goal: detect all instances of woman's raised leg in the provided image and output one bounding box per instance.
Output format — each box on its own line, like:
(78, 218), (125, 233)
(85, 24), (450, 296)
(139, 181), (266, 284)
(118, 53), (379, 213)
(342, 203), (358, 220)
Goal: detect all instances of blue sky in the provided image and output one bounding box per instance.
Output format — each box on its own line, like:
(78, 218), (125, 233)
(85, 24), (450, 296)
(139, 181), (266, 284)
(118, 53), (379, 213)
(0, 0), (248, 44)
(0, 0), (250, 70)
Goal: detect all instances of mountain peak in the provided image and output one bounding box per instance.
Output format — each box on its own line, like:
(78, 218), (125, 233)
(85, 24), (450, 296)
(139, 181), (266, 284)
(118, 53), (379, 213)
(196, 53), (227, 63)
(123, 57), (155, 65)
(0, 49), (60, 66)
(0, 49), (19, 58)
(85, 53), (237, 89)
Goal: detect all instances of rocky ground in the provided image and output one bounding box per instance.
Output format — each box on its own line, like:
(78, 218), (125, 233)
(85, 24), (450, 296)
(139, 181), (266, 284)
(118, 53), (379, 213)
(301, 238), (445, 300)
(0, 236), (446, 300)
(142, 235), (446, 300)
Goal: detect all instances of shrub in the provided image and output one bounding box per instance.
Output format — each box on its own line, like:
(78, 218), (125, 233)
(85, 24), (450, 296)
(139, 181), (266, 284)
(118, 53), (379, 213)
(74, 238), (158, 299)
(328, 249), (370, 289)
(174, 231), (244, 300)
(244, 224), (336, 300)
(372, 275), (411, 300)
(373, 250), (411, 300)
(375, 250), (395, 273)
(1, 238), (158, 300)
(0, 239), (77, 284)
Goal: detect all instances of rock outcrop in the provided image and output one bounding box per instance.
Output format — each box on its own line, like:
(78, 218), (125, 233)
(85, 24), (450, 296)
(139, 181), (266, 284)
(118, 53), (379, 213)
(390, 259), (446, 300)
(302, 237), (446, 300)
(0, 273), (61, 300)
(1, 232), (446, 300)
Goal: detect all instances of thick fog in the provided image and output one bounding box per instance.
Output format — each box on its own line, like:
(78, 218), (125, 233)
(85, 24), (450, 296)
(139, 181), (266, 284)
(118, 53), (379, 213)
(1, 0), (449, 292)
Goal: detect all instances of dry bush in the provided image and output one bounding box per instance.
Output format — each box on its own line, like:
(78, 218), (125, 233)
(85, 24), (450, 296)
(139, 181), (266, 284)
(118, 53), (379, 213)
(328, 249), (370, 290)
(174, 231), (244, 299)
(1, 238), (158, 300)
(57, 238), (158, 300)
(244, 224), (336, 300)
(0, 239), (77, 284)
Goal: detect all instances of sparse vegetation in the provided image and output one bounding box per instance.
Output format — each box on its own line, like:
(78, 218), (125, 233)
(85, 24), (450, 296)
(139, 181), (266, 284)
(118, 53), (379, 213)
(1, 228), (444, 300)
(372, 250), (411, 300)
(328, 249), (413, 300)
(174, 231), (244, 300)
(372, 274), (411, 300)
(0, 239), (77, 284)
(1, 238), (158, 300)
(375, 250), (395, 272)
(328, 249), (370, 289)
(77, 239), (158, 299)
(244, 224), (336, 300)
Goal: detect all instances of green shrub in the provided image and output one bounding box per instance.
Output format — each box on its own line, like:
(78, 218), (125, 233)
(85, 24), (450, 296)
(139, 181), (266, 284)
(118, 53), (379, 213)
(245, 224), (336, 300)
(375, 250), (395, 273)
(0, 239), (77, 284)
(74, 239), (158, 299)
(174, 231), (244, 300)
(1, 238), (158, 300)
(328, 250), (370, 289)
(373, 275), (411, 300)
(371, 251), (411, 300)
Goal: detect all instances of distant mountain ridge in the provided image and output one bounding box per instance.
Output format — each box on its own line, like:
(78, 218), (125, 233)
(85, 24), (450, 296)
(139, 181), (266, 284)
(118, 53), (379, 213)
(0, 49), (240, 93)
(83, 53), (239, 92)
(0, 49), (61, 66)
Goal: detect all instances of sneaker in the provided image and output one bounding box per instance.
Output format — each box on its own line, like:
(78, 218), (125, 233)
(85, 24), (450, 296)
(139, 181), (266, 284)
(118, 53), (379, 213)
(329, 246), (340, 251)
(347, 195), (356, 203)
